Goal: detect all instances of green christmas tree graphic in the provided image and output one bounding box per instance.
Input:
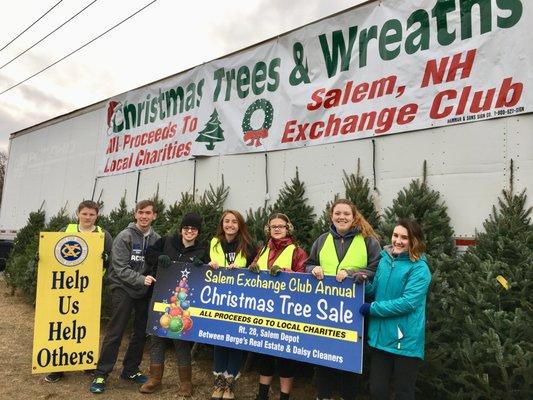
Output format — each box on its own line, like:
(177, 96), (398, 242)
(196, 109), (225, 150)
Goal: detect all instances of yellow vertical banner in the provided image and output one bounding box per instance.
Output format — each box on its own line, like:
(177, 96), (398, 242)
(32, 232), (104, 374)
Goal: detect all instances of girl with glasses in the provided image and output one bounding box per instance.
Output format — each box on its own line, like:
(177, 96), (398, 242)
(250, 213), (307, 400)
(141, 213), (208, 397)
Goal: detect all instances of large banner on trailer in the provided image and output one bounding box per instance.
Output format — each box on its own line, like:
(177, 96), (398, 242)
(98, 0), (532, 176)
(147, 263), (365, 373)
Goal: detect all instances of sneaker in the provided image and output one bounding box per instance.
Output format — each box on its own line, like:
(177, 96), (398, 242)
(44, 371), (64, 383)
(89, 376), (106, 394)
(120, 370), (148, 384)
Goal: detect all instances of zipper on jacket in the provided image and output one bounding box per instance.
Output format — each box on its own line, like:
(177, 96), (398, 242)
(336, 237), (345, 274)
(376, 255), (394, 346)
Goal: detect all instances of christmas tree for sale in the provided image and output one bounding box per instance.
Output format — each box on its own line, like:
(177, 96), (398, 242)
(343, 158), (380, 231)
(106, 192), (134, 238)
(149, 187), (168, 237)
(196, 178), (230, 244)
(419, 188), (533, 399)
(246, 205), (271, 247)
(310, 195), (339, 242)
(5, 208), (46, 296)
(381, 161), (455, 257)
(47, 205), (72, 232)
(448, 188), (532, 399)
(165, 192), (197, 235)
(196, 108), (225, 150)
(271, 168), (315, 251)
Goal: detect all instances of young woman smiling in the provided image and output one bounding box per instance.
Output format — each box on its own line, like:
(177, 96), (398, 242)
(208, 210), (257, 400)
(359, 219), (431, 400)
(250, 213), (307, 400)
(306, 198), (381, 400)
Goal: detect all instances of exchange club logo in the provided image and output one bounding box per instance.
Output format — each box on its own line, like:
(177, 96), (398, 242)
(54, 236), (89, 267)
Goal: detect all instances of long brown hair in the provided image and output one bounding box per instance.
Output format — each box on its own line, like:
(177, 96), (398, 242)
(215, 210), (253, 258)
(330, 199), (379, 239)
(396, 218), (426, 261)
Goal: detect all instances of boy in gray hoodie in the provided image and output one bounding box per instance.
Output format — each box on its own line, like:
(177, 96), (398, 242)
(89, 200), (160, 394)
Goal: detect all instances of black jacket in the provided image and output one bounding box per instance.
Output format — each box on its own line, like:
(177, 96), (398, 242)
(146, 233), (209, 277)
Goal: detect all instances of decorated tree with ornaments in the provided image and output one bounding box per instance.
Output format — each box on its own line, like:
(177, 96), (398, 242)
(155, 269), (194, 339)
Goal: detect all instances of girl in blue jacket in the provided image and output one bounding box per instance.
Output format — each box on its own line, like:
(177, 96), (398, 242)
(360, 218), (431, 400)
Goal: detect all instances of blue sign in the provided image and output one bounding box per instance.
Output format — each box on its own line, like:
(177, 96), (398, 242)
(147, 262), (365, 373)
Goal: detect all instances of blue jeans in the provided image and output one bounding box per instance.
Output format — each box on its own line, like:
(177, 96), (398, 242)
(213, 345), (243, 377)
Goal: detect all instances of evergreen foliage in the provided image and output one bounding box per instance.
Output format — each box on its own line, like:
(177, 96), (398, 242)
(45, 206), (72, 232)
(419, 189), (532, 399)
(4, 209), (46, 295)
(381, 161), (455, 257)
(164, 192), (197, 235)
(245, 205), (270, 247)
(309, 195), (339, 241)
(149, 188), (168, 237)
(195, 178), (230, 244)
(271, 168), (315, 250)
(343, 159), (380, 230)
(106, 193), (133, 238)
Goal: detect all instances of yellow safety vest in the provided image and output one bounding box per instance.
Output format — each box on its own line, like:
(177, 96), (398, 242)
(209, 237), (247, 267)
(318, 233), (367, 276)
(66, 224), (106, 275)
(66, 224), (103, 233)
(257, 244), (296, 271)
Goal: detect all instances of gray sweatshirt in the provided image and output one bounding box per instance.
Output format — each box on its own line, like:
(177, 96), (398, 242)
(107, 222), (160, 298)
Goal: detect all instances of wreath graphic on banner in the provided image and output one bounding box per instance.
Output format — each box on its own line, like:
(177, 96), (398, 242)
(242, 99), (273, 147)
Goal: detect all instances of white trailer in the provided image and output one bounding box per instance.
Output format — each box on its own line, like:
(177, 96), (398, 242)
(1, 0), (532, 242)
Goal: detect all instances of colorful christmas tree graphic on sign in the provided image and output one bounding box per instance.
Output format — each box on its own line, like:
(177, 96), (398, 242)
(196, 109), (225, 150)
(155, 269), (193, 339)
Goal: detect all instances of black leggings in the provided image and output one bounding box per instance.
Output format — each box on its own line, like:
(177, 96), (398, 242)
(369, 348), (421, 400)
(256, 354), (296, 378)
(315, 365), (358, 400)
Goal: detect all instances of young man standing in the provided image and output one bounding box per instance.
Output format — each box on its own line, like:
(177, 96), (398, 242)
(89, 200), (160, 394)
(45, 200), (113, 383)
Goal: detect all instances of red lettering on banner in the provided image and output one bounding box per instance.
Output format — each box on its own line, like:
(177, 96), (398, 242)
(122, 122), (177, 150)
(306, 76), (397, 111)
(430, 77), (523, 119)
(421, 49), (476, 87)
(282, 103), (418, 143)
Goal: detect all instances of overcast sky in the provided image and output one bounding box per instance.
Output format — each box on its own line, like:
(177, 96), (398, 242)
(0, 0), (367, 152)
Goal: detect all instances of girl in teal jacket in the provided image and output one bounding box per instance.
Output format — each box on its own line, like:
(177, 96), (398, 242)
(360, 218), (431, 400)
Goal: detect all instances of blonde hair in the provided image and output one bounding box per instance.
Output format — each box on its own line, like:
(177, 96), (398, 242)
(330, 199), (378, 239)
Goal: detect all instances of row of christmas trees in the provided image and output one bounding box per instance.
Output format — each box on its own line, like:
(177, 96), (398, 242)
(4, 160), (531, 398)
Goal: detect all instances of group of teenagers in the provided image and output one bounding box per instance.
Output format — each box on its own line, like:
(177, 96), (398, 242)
(43, 197), (431, 400)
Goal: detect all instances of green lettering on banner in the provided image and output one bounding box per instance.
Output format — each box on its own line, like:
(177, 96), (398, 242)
(460, 0), (492, 39)
(379, 19), (403, 61)
(405, 10), (430, 54)
(267, 58), (281, 92)
(432, 0), (456, 46)
(496, 0), (523, 28)
(289, 42), (310, 85)
(358, 25), (378, 68)
(319, 27), (358, 78)
(237, 66), (250, 98)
